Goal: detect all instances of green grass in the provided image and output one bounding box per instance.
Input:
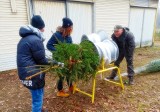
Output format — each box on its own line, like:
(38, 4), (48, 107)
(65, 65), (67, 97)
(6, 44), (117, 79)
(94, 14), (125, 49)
(155, 32), (160, 41)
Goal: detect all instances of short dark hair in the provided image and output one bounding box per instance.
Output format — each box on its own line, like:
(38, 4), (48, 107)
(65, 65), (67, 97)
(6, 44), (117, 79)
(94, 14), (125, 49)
(114, 25), (123, 31)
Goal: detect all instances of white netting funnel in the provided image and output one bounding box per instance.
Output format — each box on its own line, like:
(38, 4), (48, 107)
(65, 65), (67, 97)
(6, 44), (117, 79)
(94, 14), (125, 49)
(81, 30), (109, 43)
(81, 30), (119, 66)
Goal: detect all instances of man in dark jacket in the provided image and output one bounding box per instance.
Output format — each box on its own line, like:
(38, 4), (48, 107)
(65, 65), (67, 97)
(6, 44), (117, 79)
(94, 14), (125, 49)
(105, 25), (135, 85)
(17, 15), (49, 112)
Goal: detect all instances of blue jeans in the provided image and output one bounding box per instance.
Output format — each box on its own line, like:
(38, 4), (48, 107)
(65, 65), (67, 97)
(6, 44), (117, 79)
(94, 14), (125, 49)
(30, 88), (44, 112)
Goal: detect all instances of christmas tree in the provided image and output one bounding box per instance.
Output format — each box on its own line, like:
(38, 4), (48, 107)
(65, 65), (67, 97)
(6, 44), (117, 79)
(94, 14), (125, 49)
(52, 40), (100, 82)
(115, 59), (160, 80)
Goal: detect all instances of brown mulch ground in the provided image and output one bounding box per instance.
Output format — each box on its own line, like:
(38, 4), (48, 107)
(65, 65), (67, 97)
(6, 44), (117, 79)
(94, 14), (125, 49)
(0, 41), (160, 112)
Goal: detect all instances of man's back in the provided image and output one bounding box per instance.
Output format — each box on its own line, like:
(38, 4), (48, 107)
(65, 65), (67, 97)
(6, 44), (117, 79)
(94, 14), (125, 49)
(17, 25), (47, 89)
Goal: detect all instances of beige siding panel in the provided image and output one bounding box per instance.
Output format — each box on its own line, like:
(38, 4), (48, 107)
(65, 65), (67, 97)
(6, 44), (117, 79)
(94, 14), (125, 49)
(33, 0), (66, 57)
(130, 0), (149, 7)
(95, 0), (130, 37)
(141, 8), (156, 47)
(149, 0), (158, 8)
(0, 0), (28, 71)
(129, 8), (144, 47)
(68, 2), (93, 43)
(129, 7), (156, 47)
(130, 0), (158, 8)
(68, 0), (94, 2)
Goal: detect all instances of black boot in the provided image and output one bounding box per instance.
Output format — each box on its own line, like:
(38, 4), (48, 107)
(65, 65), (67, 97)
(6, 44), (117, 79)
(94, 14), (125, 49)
(106, 75), (116, 80)
(128, 76), (134, 85)
(105, 70), (117, 80)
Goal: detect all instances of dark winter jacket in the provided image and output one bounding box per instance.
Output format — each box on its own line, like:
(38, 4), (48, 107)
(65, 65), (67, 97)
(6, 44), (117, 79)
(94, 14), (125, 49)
(47, 31), (72, 51)
(17, 25), (48, 90)
(111, 28), (135, 58)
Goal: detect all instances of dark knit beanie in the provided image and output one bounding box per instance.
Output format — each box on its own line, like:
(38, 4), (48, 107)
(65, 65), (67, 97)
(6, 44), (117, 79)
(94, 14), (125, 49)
(31, 15), (45, 30)
(62, 17), (73, 28)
